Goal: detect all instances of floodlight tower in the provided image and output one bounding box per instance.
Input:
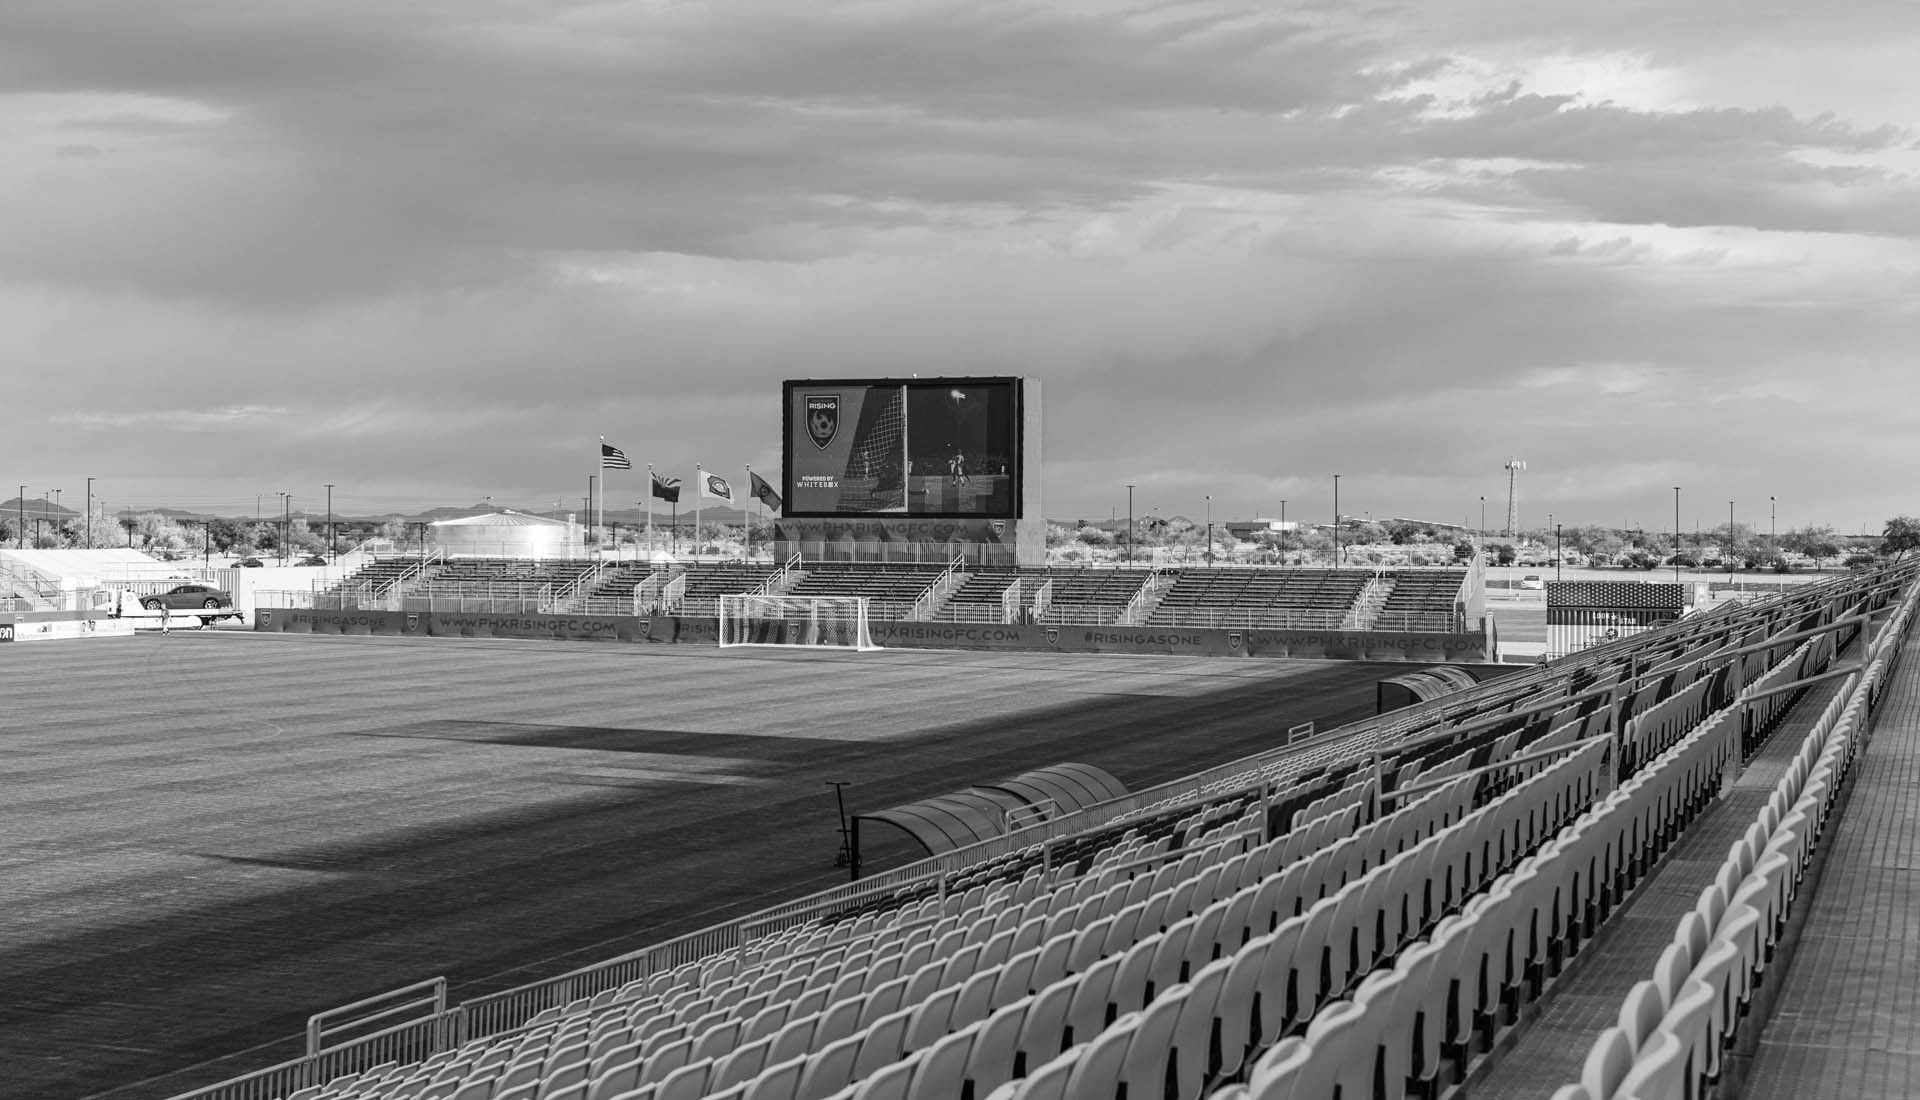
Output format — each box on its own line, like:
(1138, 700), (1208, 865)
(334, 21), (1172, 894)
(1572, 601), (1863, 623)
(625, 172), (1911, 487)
(1503, 458), (1526, 538)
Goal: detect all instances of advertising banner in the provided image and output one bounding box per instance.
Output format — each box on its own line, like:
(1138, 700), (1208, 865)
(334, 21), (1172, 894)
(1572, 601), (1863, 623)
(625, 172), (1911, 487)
(254, 609), (1489, 662)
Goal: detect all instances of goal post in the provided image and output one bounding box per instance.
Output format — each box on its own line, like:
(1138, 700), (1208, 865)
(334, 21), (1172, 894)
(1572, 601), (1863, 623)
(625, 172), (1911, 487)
(718, 595), (882, 651)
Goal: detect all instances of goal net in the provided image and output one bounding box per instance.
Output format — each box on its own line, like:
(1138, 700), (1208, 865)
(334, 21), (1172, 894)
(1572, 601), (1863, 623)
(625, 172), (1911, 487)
(718, 595), (881, 651)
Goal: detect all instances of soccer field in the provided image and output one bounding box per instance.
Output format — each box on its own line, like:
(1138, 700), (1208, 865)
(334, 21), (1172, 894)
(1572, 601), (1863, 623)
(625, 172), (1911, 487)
(4, 632), (1393, 1100)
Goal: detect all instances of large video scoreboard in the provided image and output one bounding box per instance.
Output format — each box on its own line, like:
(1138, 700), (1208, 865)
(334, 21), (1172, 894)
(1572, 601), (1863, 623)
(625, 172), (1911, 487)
(782, 377), (1026, 518)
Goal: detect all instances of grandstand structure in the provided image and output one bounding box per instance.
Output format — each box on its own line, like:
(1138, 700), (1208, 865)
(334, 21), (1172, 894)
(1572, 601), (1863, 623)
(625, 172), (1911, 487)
(175, 561), (1915, 1100)
(309, 559), (1480, 634)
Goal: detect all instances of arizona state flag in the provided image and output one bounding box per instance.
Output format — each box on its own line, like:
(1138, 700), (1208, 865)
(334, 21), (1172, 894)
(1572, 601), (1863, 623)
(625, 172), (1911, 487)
(750, 471), (783, 512)
(651, 473), (681, 503)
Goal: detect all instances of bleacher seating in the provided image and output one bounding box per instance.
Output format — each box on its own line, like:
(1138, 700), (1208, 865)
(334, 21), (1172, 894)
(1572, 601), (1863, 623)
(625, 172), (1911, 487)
(786, 563), (950, 620)
(939, 568), (1026, 622)
(1034, 569), (1149, 625)
(182, 563), (1916, 1100)
(322, 558), (435, 598)
(1372, 569), (1466, 630)
(1147, 569), (1373, 628)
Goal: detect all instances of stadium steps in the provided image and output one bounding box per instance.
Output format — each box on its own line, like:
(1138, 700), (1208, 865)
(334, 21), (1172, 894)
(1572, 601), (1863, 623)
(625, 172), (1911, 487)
(1346, 575), (1395, 630)
(1462, 641), (1859, 1098)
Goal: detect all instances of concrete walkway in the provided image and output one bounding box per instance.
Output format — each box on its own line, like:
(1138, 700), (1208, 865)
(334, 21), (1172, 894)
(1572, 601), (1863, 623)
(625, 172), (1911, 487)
(1468, 659), (1856, 1098)
(1738, 637), (1920, 1099)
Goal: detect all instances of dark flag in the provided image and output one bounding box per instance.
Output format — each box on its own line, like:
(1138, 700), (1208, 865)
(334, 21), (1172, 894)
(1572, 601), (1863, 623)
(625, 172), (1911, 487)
(600, 441), (632, 470)
(651, 473), (681, 503)
(750, 470), (783, 512)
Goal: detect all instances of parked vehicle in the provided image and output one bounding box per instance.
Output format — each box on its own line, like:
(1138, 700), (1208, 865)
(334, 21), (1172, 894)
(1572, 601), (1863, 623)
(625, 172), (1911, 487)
(141, 583), (235, 611)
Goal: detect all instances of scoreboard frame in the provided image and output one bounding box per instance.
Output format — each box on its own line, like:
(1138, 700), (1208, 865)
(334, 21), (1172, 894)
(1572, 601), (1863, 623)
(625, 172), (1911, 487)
(778, 376), (1028, 521)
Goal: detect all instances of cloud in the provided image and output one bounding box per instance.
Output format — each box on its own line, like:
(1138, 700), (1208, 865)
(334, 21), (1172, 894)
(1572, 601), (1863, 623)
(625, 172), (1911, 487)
(50, 405), (288, 431)
(0, 0), (1916, 526)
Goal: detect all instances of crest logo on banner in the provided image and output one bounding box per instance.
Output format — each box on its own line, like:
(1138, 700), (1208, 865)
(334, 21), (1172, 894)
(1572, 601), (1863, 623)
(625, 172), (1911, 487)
(1045, 628), (1059, 646)
(806, 394), (840, 450)
(636, 619), (650, 635)
(989, 520), (1007, 537)
(258, 611), (271, 627)
(1228, 631), (1242, 649)
(406, 614), (419, 631)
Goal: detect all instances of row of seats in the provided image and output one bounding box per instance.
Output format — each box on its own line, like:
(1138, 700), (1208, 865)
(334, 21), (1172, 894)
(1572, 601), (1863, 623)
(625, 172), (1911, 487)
(1194, 639), (1788, 1100)
(1374, 571), (1466, 616)
(1558, 590), (1912, 1100)
(973, 740), (1607, 1100)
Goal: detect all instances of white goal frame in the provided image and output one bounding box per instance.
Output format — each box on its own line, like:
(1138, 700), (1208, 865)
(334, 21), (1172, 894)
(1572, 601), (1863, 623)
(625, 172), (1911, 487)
(718, 594), (882, 651)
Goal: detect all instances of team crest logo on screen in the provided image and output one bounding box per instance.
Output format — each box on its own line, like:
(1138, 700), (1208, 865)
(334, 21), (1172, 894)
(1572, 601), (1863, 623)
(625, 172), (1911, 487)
(805, 395), (840, 450)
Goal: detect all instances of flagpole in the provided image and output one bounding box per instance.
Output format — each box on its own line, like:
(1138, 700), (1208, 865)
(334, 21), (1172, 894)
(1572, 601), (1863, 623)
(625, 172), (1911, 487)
(695, 463), (704, 563)
(745, 463), (753, 563)
(646, 464), (655, 560)
(587, 473), (596, 562)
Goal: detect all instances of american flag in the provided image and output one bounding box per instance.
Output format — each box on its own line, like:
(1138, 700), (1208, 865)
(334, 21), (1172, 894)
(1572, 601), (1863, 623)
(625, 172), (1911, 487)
(600, 440), (632, 470)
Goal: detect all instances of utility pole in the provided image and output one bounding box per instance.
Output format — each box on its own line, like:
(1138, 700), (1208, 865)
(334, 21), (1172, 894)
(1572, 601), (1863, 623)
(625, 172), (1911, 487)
(1125, 483), (1134, 567)
(85, 477), (94, 549)
(326, 483), (335, 564)
(1673, 487), (1682, 583)
(1333, 474), (1342, 567)
(1503, 458), (1525, 537)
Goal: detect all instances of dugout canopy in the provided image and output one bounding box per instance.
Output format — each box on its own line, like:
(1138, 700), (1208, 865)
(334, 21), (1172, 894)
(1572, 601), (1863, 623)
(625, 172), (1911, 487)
(855, 763), (1129, 858)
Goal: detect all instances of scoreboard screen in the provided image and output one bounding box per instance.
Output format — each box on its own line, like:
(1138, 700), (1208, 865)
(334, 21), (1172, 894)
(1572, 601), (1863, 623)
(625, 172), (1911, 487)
(782, 378), (1024, 518)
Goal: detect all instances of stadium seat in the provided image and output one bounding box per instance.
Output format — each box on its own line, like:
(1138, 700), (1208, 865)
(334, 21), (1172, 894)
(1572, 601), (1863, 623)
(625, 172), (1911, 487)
(796, 1034), (863, 1100)
(1612, 1028), (1688, 1100)
(1016, 976), (1076, 1067)
(1247, 1036), (1309, 1100)
(1059, 1015), (1135, 1100)
(744, 1056), (808, 1100)
(1618, 980), (1668, 1053)
(1010, 1045), (1085, 1100)
(1659, 977), (1719, 1098)
(848, 1054), (919, 1100)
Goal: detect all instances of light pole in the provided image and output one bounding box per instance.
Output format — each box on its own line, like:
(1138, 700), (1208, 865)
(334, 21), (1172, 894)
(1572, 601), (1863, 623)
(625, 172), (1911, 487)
(326, 483), (335, 564)
(281, 492), (291, 565)
(1279, 499), (1287, 563)
(1333, 474), (1341, 567)
(1770, 495), (1776, 557)
(85, 477), (94, 549)
(1673, 487), (1682, 582)
(1126, 483), (1134, 566)
(1205, 494), (1212, 566)
(1479, 496), (1486, 545)
(1555, 523), (1563, 582)
(15, 486), (23, 549)
(51, 489), (61, 544)
(1728, 500), (1736, 580)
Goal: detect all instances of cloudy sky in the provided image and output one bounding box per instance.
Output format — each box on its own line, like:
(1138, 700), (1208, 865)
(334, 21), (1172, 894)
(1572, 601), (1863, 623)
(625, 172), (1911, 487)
(3, 0), (1916, 532)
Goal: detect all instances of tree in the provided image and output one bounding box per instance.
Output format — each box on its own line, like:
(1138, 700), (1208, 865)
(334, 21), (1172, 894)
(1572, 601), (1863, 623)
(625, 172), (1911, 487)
(1882, 516), (1920, 560)
(1495, 543), (1517, 566)
(1453, 540), (1475, 562)
(205, 517), (249, 553)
